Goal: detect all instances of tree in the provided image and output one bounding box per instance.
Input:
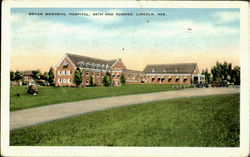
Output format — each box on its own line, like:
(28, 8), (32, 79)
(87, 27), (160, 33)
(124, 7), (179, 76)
(42, 72), (50, 83)
(120, 74), (126, 85)
(14, 71), (23, 81)
(48, 67), (55, 86)
(103, 73), (111, 87)
(14, 71), (23, 86)
(10, 71), (16, 81)
(90, 76), (94, 86)
(73, 67), (82, 86)
(32, 70), (41, 80)
(231, 66), (240, 85)
(201, 68), (212, 84)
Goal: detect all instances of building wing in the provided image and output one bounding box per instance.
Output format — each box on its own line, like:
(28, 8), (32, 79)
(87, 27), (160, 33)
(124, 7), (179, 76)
(143, 63), (197, 74)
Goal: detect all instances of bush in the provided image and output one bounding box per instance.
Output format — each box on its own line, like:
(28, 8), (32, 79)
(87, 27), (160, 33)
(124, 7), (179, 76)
(27, 85), (38, 95)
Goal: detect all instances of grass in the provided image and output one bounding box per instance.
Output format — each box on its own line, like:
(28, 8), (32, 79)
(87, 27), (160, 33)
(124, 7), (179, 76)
(10, 84), (185, 111)
(10, 94), (240, 147)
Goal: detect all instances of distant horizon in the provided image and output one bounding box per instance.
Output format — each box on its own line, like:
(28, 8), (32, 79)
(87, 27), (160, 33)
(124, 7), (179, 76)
(10, 8), (240, 73)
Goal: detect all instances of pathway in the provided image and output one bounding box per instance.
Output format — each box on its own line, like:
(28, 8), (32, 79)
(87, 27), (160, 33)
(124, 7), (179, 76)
(10, 87), (239, 130)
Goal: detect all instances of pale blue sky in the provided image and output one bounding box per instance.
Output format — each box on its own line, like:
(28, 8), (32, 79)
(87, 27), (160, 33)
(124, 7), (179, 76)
(10, 8), (240, 71)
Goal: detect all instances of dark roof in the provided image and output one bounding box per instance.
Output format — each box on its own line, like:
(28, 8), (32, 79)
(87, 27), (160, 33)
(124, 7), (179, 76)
(66, 53), (117, 69)
(143, 63), (197, 74)
(22, 71), (33, 76)
(124, 69), (142, 73)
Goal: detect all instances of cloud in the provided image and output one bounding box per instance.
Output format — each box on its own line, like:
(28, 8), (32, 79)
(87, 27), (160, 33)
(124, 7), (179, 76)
(75, 9), (122, 24)
(11, 11), (239, 53)
(212, 11), (240, 23)
(132, 20), (239, 39)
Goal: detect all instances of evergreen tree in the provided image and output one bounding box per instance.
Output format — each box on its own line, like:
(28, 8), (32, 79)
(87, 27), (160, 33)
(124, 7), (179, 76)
(90, 76), (94, 86)
(73, 67), (82, 86)
(103, 73), (111, 87)
(10, 71), (16, 81)
(120, 74), (126, 85)
(48, 67), (55, 86)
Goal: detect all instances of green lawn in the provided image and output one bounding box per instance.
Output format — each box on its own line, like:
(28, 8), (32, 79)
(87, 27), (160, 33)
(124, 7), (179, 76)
(10, 94), (239, 147)
(10, 84), (185, 111)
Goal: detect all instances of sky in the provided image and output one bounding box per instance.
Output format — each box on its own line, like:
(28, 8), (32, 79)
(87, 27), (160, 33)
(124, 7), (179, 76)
(10, 8), (240, 72)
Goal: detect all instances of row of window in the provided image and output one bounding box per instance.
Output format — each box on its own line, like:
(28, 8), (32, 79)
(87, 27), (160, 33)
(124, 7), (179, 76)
(58, 78), (71, 84)
(151, 77), (188, 82)
(77, 61), (110, 70)
(58, 70), (72, 76)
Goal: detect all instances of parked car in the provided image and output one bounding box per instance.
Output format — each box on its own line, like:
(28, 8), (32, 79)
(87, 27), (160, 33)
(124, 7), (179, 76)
(195, 83), (208, 88)
(211, 81), (228, 87)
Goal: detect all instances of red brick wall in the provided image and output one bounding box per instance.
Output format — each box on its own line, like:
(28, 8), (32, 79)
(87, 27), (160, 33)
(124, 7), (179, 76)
(55, 57), (75, 87)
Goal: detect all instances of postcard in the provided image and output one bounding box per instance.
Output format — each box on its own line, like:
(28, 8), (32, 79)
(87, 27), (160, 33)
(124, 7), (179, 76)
(1, 0), (249, 157)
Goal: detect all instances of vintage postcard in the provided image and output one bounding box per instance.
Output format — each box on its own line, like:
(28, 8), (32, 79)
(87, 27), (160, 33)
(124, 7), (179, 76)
(1, 0), (249, 157)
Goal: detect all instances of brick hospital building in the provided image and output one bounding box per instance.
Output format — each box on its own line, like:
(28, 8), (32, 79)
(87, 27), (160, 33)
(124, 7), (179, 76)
(55, 53), (204, 87)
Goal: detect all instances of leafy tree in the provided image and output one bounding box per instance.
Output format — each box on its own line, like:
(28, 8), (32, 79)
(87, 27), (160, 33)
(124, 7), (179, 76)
(10, 71), (16, 81)
(103, 73), (111, 87)
(211, 61), (239, 85)
(32, 70), (41, 80)
(232, 66), (240, 85)
(201, 68), (212, 84)
(120, 74), (126, 85)
(90, 76), (94, 86)
(48, 67), (55, 86)
(42, 72), (50, 82)
(14, 71), (23, 81)
(73, 67), (82, 86)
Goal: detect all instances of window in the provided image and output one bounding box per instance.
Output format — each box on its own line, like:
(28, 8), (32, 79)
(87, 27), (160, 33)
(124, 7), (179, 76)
(152, 68), (156, 73)
(67, 70), (71, 75)
(152, 78), (155, 81)
(102, 64), (105, 69)
(68, 78), (71, 83)
(86, 72), (89, 76)
(117, 74), (120, 78)
(106, 65), (109, 70)
(63, 78), (67, 83)
(58, 70), (61, 76)
(58, 78), (61, 83)
(163, 69), (167, 72)
(183, 76), (188, 82)
(97, 73), (100, 77)
(175, 68), (179, 72)
(86, 80), (89, 84)
(175, 76), (179, 82)
(92, 63), (96, 68)
(97, 64), (100, 69)
(92, 72), (95, 76)
(63, 61), (68, 68)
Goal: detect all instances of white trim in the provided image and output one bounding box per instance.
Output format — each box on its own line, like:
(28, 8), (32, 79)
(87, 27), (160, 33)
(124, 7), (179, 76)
(125, 80), (141, 83)
(55, 53), (76, 69)
(110, 59), (120, 69)
(80, 67), (108, 72)
(146, 73), (192, 76)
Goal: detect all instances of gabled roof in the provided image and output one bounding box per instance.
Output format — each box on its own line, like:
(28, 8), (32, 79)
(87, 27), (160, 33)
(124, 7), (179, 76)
(66, 53), (117, 69)
(124, 69), (142, 73)
(22, 71), (33, 76)
(143, 63), (198, 74)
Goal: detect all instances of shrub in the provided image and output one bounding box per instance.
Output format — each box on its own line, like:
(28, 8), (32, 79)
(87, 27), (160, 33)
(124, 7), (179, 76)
(27, 85), (38, 95)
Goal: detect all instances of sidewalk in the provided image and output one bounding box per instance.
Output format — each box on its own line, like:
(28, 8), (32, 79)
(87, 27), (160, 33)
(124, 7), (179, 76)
(10, 88), (239, 130)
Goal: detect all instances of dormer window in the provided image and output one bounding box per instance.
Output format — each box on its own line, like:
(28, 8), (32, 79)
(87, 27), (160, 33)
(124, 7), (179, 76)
(92, 63), (96, 68)
(86, 62), (90, 68)
(163, 69), (167, 72)
(97, 64), (100, 69)
(152, 68), (156, 73)
(102, 64), (105, 69)
(106, 65), (109, 70)
(175, 68), (179, 72)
